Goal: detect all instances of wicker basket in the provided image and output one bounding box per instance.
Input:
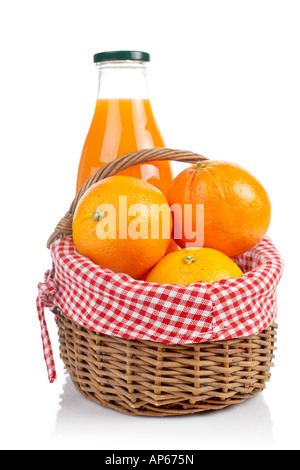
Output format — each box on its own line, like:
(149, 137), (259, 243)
(48, 148), (278, 416)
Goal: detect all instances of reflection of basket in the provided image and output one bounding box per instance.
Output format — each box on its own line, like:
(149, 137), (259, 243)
(40, 148), (282, 416)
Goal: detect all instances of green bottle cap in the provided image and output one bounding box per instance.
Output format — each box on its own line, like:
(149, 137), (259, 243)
(93, 50), (150, 63)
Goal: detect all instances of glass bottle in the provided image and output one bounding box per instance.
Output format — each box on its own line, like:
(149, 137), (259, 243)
(76, 50), (173, 195)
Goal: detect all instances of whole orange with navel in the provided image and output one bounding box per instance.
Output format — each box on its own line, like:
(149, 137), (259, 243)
(73, 175), (172, 279)
(167, 160), (271, 257)
(146, 247), (243, 286)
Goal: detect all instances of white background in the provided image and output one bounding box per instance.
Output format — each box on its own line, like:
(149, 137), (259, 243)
(1, 0), (299, 450)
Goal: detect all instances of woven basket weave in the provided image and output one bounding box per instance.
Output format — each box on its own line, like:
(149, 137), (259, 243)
(48, 148), (278, 416)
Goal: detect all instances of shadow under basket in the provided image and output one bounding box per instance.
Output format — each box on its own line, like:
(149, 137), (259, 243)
(56, 309), (277, 417)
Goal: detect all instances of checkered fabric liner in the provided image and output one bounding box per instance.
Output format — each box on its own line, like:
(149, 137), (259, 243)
(37, 236), (283, 383)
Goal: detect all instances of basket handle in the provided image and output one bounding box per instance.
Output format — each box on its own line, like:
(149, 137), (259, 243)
(47, 147), (208, 248)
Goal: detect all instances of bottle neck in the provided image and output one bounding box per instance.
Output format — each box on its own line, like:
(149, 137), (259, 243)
(96, 61), (150, 100)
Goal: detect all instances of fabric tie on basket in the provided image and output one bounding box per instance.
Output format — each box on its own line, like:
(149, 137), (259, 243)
(36, 269), (57, 382)
(37, 236), (283, 383)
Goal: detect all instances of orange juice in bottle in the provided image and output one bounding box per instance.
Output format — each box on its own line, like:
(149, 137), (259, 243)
(76, 50), (172, 195)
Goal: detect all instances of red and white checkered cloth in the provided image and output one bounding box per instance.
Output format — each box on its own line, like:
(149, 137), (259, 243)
(37, 236), (283, 383)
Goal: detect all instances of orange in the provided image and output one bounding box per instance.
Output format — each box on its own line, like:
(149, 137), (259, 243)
(138, 239), (180, 281)
(73, 175), (172, 279)
(146, 247), (243, 286)
(165, 238), (180, 254)
(167, 160), (271, 257)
